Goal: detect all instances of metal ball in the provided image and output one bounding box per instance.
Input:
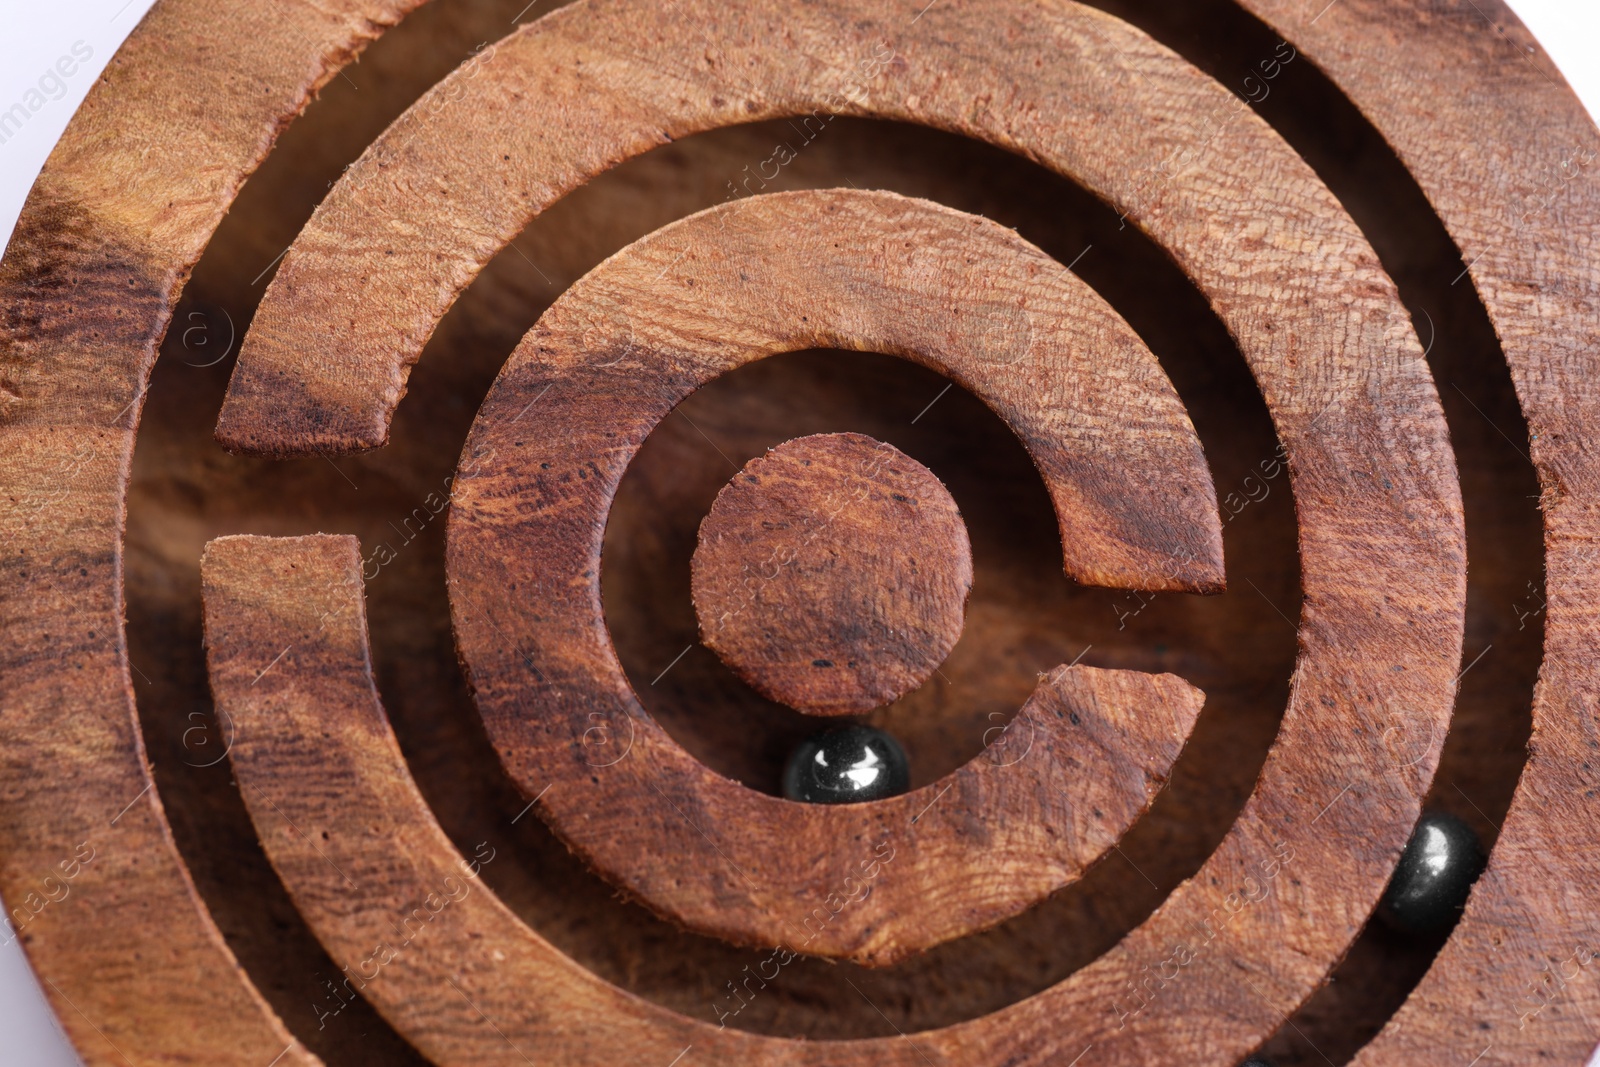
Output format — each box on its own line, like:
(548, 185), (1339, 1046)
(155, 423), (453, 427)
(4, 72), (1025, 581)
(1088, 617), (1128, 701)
(782, 724), (910, 804)
(1377, 810), (1486, 935)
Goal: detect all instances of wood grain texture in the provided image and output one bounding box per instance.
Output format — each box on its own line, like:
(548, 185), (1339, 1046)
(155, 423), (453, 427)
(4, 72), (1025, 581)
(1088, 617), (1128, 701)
(124, 96), (1304, 1055)
(691, 431), (972, 716)
(0, 0), (429, 1062)
(1227, 2), (1600, 1063)
(202, 533), (703, 1064)
(447, 190), (1211, 964)
(237, 2), (1464, 1059)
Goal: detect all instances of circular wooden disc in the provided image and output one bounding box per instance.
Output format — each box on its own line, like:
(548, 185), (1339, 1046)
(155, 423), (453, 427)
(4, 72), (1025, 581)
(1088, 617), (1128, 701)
(691, 432), (972, 716)
(18, 0), (1600, 1058)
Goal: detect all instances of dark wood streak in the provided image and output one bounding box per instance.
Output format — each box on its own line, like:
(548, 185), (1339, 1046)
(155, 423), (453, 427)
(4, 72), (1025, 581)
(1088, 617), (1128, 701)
(0, 0), (429, 1062)
(14, 0), (1584, 1058)
(448, 189), (1218, 964)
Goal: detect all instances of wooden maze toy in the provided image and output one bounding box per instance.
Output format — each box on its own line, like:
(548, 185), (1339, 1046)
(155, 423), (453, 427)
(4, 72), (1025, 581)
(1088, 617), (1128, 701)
(1, 0), (1596, 1063)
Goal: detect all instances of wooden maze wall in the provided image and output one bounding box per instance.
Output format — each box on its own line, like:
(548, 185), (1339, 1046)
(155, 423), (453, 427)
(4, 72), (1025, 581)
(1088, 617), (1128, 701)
(0, 0), (1595, 1064)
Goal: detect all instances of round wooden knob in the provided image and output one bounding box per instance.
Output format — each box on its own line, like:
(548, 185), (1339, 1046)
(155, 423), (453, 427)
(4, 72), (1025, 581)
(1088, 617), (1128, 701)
(690, 432), (972, 716)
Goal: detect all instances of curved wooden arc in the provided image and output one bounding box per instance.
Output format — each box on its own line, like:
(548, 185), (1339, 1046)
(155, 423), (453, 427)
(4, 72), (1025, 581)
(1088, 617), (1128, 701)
(447, 189), (1211, 963)
(220, 0), (1466, 1060)
(247, 190), (1226, 594)
(0, 0), (432, 1061)
(13, 0), (1589, 1058)
(1231, 2), (1600, 1063)
(203, 534), (702, 1064)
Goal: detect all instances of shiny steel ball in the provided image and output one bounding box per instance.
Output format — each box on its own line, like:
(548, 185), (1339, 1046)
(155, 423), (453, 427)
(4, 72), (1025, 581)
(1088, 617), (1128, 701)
(782, 724), (910, 804)
(1377, 810), (1486, 935)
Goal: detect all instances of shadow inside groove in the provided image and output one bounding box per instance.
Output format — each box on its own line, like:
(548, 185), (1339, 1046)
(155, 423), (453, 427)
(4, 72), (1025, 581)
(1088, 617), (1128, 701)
(435, 116), (1299, 1036)
(1082, 1), (1543, 1062)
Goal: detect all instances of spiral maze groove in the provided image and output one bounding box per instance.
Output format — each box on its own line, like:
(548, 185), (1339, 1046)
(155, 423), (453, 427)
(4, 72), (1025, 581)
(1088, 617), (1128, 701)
(0, 0), (1595, 1064)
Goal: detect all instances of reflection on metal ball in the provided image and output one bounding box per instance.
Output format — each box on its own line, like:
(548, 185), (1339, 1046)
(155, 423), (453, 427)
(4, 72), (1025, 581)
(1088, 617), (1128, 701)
(782, 724), (911, 804)
(1377, 810), (1486, 935)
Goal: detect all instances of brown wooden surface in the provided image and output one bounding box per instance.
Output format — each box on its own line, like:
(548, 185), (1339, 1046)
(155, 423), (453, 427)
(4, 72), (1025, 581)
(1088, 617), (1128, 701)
(1223, 3), (1600, 1064)
(239, 187), (1225, 596)
(206, 533), (1209, 1061)
(691, 432), (972, 716)
(5, 0), (1596, 1062)
(124, 88), (1310, 1056)
(0, 0), (431, 1062)
(203, 533), (707, 1064)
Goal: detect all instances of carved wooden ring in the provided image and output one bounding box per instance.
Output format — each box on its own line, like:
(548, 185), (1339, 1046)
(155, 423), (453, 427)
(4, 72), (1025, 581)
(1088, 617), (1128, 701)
(447, 189), (1214, 963)
(691, 432), (974, 717)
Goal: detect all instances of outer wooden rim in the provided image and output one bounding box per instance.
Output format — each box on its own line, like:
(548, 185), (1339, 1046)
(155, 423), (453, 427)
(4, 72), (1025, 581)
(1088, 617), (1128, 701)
(14, 0), (1594, 1061)
(0, 0), (429, 1062)
(1229, 2), (1600, 1062)
(237, 1), (1464, 1061)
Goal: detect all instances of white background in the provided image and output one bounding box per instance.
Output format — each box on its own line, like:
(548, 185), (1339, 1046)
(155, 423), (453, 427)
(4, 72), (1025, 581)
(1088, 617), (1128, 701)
(0, 1), (1595, 1062)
